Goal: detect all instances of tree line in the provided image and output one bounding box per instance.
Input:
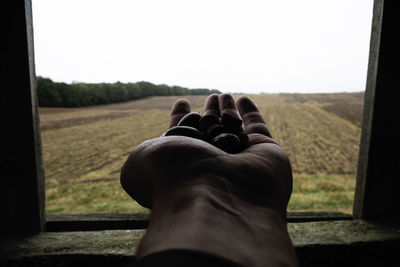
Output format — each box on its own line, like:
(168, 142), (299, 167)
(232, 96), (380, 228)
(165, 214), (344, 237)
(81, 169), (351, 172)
(37, 76), (221, 107)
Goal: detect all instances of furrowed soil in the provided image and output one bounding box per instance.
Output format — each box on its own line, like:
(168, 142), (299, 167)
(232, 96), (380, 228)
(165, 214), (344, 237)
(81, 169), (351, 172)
(40, 93), (363, 214)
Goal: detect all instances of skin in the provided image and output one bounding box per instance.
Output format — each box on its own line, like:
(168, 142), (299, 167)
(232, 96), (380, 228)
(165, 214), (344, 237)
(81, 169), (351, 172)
(121, 94), (299, 267)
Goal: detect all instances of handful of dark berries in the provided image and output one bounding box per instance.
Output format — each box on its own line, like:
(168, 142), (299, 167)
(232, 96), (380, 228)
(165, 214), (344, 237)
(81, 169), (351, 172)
(162, 112), (249, 154)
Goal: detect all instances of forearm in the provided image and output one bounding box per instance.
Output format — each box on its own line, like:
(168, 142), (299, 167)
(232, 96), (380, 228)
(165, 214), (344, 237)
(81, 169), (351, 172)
(137, 181), (298, 267)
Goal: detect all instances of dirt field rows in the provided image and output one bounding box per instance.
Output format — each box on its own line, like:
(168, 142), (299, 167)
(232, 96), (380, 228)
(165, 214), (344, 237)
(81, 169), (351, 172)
(40, 93), (363, 214)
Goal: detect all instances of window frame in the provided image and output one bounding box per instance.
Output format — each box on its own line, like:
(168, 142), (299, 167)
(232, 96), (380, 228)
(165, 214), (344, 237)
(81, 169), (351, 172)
(1, 0), (395, 235)
(353, 0), (399, 221)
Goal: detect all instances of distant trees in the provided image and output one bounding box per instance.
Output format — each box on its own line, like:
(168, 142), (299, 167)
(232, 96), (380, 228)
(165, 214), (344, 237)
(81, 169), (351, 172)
(36, 77), (221, 107)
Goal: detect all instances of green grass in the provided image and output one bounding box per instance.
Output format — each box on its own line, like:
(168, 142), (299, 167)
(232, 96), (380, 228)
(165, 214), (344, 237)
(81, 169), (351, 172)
(45, 173), (355, 214)
(288, 173), (356, 214)
(46, 180), (148, 214)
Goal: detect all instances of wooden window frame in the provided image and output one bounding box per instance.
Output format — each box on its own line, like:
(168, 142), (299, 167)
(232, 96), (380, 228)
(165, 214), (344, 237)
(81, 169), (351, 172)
(1, 0), (397, 235)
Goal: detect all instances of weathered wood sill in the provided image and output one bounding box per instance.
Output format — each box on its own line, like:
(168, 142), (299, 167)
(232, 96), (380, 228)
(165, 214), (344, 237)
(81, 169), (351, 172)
(1, 219), (399, 266)
(44, 212), (352, 232)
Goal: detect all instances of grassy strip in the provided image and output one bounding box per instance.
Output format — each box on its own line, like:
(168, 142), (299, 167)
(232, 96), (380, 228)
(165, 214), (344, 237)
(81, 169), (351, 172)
(289, 173), (356, 214)
(46, 179), (148, 214)
(46, 173), (355, 214)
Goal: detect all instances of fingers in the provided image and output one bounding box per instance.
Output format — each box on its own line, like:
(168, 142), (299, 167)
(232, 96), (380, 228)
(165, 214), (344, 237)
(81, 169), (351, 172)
(167, 94), (270, 153)
(218, 94), (244, 133)
(203, 94), (220, 116)
(170, 95), (271, 137)
(169, 99), (191, 128)
(236, 96), (272, 137)
(218, 94), (241, 121)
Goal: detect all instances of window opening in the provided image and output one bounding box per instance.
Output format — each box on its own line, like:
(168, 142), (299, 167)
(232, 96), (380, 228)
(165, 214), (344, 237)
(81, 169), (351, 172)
(32, 0), (374, 215)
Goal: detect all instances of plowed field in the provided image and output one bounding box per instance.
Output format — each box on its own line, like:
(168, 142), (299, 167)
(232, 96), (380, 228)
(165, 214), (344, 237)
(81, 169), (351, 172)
(40, 93), (363, 214)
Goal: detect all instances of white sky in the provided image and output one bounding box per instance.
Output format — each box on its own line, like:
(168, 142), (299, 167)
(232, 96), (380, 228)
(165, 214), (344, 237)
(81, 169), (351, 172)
(32, 0), (374, 94)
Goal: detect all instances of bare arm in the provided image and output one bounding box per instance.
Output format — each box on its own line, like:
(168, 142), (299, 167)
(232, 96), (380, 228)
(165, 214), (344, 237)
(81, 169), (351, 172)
(121, 94), (298, 267)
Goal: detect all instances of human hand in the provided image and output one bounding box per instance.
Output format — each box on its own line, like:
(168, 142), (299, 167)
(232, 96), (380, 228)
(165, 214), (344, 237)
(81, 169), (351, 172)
(120, 94), (293, 219)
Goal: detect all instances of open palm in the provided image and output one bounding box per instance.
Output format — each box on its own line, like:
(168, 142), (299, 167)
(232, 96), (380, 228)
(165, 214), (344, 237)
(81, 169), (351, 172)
(121, 94), (293, 218)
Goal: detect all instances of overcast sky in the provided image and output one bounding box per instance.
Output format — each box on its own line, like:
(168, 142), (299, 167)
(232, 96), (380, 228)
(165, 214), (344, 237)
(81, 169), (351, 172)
(32, 0), (374, 94)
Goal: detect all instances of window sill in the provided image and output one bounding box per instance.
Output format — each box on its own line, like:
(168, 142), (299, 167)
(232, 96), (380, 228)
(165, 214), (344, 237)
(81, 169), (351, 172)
(1, 219), (399, 266)
(44, 211), (352, 232)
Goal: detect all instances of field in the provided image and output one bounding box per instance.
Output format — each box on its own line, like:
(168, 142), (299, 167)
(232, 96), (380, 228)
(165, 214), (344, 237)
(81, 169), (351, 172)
(40, 93), (364, 214)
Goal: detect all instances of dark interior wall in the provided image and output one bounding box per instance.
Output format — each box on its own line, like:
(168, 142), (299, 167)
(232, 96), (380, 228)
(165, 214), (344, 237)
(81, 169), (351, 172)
(0, 0), (45, 233)
(1, 3), (399, 267)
